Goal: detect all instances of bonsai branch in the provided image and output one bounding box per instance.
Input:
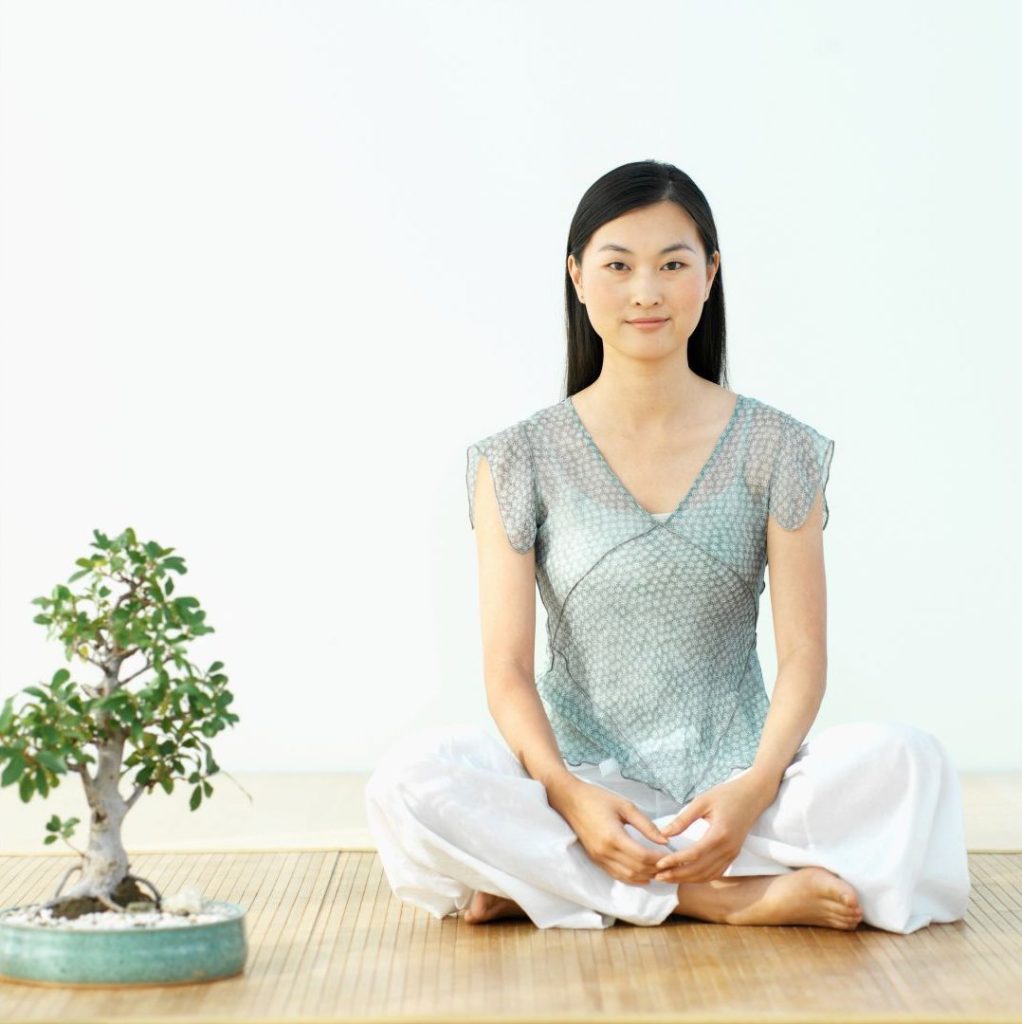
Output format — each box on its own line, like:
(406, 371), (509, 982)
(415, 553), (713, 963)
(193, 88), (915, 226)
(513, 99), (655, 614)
(120, 659), (154, 685)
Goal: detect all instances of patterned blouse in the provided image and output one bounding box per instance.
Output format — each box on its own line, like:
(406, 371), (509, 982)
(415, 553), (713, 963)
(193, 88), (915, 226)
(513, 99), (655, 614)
(466, 392), (834, 805)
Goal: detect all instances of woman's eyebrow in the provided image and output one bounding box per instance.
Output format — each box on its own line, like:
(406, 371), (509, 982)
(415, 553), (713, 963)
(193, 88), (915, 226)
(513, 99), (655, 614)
(597, 241), (696, 255)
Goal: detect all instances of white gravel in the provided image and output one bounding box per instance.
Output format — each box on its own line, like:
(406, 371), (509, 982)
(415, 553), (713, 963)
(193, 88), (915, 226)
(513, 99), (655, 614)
(0, 887), (237, 930)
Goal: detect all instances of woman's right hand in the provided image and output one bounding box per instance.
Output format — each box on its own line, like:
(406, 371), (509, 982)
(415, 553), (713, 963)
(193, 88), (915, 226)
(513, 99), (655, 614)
(548, 777), (672, 885)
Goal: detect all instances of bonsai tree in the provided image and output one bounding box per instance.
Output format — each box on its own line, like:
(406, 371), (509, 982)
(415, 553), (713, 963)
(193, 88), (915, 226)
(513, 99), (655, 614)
(0, 527), (241, 919)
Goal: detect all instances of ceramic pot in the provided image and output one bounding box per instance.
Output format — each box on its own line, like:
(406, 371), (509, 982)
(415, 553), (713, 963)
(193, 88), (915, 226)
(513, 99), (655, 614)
(0, 900), (247, 986)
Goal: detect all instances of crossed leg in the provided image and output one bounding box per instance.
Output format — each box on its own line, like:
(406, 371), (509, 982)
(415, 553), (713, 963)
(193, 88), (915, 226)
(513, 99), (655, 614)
(368, 720), (968, 933)
(465, 867), (863, 929)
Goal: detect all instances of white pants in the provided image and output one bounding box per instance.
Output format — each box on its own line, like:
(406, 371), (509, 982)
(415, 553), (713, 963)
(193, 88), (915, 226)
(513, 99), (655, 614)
(363, 720), (971, 932)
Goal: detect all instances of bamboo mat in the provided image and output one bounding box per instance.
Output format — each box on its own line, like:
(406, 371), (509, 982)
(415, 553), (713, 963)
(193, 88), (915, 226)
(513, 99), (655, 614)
(0, 850), (1019, 1023)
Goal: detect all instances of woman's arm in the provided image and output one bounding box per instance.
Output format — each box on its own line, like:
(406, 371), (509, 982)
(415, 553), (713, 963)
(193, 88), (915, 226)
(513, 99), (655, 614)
(472, 455), (583, 807)
(745, 486), (829, 809)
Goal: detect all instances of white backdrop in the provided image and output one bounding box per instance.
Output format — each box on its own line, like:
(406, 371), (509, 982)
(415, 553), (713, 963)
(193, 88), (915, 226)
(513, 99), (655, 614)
(0, 0), (1018, 778)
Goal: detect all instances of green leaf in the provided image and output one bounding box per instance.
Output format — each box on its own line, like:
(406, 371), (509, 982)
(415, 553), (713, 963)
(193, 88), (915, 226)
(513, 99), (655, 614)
(43, 834), (57, 845)
(18, 774), (33, 802)
(189, 786), (202, 810)
(202, 780), (212, 797)
(112, 703), (135, 726)
(23, 687), (47, 700)
(1, 753), (25, 787)
(35, 750), (67, 774)
(159, 776), (174, 795)
(52, 669), (70, 687)
(32, 614), (52, 625)
(0, 697), (14, 733)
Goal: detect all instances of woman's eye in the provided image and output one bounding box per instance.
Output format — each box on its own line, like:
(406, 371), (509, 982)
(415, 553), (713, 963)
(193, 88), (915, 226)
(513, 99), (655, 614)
(605, 261), (687, 271)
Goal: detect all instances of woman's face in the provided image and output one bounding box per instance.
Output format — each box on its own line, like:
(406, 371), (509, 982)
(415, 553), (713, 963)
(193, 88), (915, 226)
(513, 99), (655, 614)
(567, 200), (719, 357)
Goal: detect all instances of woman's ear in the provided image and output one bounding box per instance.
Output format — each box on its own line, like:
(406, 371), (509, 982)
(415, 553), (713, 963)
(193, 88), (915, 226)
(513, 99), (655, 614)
(567, 254), (584, 303)
(704, 250), (720, 300)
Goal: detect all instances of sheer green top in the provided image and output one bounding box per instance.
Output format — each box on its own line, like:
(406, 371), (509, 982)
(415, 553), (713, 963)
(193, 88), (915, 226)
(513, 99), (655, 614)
(466, 393), (834, 805)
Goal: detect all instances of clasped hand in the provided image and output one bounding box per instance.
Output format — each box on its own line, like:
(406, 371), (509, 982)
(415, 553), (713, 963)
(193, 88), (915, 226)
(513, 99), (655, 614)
(557, 773), (770, 886)
(651, 774), (770, 884)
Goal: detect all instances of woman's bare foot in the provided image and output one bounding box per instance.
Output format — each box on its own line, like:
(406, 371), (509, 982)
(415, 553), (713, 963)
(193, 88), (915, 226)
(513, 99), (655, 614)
(673, 866), (864, 930)
(463, 890), (529, 924)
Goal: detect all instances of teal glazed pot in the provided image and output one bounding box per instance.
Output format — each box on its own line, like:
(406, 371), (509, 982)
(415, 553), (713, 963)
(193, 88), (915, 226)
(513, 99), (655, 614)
(0, 900), (247, 987)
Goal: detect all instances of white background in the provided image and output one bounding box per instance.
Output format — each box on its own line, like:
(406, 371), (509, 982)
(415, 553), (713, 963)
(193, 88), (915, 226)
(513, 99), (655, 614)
(1, 0), (1018, 779)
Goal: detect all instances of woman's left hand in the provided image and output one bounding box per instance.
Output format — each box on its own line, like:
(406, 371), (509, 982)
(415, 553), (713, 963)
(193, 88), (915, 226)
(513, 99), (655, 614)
(651, 775), (773, 884)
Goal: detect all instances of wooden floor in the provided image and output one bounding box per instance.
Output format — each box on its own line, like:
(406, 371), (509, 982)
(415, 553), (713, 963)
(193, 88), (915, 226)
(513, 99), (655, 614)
(0, 849), (1020, 1022)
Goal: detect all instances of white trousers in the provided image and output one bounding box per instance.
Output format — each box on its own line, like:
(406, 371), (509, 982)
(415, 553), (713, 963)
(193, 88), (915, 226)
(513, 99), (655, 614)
(364, 720), (971, 932)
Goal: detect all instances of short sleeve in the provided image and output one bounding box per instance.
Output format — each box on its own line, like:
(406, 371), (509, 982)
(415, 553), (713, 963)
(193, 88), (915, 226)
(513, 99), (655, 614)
(465, 423), (538, 554)
(768, 416), (835, 531)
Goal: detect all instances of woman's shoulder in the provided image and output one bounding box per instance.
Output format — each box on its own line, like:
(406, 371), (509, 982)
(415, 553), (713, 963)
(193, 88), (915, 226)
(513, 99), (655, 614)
(740, 393), (832, 442)
(466, 397), (568, 451)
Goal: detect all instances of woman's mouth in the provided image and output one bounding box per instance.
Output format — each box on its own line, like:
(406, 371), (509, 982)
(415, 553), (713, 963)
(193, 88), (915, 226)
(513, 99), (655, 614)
(628, 318), (669, 329)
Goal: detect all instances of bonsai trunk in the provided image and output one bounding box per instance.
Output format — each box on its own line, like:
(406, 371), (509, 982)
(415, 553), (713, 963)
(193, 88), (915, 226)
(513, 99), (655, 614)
(35, 719), (162, 920)
(62, 736), (130, 901)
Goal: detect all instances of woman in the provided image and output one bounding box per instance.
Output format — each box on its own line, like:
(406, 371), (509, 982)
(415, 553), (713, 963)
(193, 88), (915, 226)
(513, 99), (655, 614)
(364, 160), (971, 933)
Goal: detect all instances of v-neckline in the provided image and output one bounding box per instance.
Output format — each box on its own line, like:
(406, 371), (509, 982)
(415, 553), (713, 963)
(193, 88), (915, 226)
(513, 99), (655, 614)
(564, 392), (744, 526)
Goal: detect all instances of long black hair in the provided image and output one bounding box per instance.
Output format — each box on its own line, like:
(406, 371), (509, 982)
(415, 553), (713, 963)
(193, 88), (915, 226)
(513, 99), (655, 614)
(564, 160), (727, 398)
